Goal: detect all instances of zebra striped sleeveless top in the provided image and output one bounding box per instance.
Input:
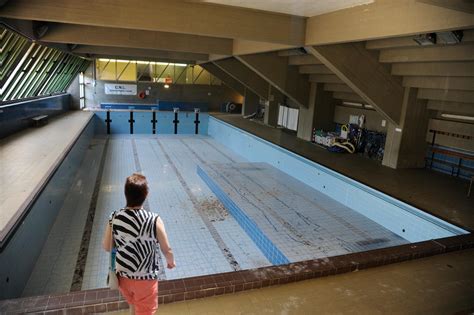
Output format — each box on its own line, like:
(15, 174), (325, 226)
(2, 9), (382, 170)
(109, 208), (161, 280)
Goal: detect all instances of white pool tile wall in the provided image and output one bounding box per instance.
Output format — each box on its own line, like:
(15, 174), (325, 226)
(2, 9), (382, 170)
(22, 139), (105, 297)
(81, 137), (138, 290)
(208, 117), (468, 242)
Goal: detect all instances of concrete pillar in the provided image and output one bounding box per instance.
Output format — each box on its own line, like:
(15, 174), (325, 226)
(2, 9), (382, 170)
(242, 88), (259, 116)
(264, 86), (281, 127)
(297, 83), (336, 141)
(382, 87), (430, 169)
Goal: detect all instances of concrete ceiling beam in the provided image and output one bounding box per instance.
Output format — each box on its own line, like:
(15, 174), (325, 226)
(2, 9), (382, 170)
(0, 0), (306, 45)
(236, 52), (310, 108)
(379, 44), (474, 63)
(213, 57), (269, 100)
(427, 100), (474, 115)
(307, 43), (404, 125)
(366, 29), (474, 50)
(200, 62), (245, 95)
(72, 45), (208, 63)
(417, 0), (474, 14)
(306, 0), (474, 45)
(418, 88), (474, 103)
(38, 23), (232, 55)
(402, 76), (474, 91)
(391, 62), (474, 77)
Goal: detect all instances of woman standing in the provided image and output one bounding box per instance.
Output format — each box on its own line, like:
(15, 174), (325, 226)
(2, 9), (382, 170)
(103, 173), (175, 315)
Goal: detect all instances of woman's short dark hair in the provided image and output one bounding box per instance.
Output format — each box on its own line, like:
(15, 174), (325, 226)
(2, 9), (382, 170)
(124, 173), (149, 207)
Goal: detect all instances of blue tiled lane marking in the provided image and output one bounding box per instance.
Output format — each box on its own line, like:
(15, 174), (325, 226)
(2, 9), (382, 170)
(197, 166), (290, 265)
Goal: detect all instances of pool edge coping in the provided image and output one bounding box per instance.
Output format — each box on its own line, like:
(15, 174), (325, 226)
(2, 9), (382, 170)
(0, 112), (95, 251)
(2, 233), (473, 314)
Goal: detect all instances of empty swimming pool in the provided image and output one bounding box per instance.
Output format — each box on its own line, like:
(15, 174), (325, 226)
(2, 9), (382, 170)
(14, 112), (469, 298)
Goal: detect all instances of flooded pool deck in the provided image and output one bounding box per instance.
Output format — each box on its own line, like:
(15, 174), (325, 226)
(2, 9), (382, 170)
(123, 248), (474, 315)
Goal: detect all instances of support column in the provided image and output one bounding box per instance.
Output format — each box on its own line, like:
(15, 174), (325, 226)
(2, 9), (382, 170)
(382, 87), (430, 169)
(265, 86), (281, 127)
(243, 88), (259, 116)
(297, 83), (336, 141)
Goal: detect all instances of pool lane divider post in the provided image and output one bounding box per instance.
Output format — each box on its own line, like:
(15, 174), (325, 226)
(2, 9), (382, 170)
(105, 109), (112, 134)
(194, 108), (200, 135)
(128, 108), (135, 134)
(173, 107), (179, 134)
(151, 108), (158, 134)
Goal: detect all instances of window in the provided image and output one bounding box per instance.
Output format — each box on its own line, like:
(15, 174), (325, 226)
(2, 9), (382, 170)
(95, 58), (221, 85)
(0, 26), (90, 103)
(79, 72), (85, 109)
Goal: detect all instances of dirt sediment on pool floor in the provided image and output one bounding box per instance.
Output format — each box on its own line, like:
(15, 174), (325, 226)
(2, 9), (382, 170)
(197, 198), (229, 222)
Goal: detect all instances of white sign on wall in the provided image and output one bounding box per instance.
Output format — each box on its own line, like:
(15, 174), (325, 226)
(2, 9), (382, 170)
(104, 83), (137, 95)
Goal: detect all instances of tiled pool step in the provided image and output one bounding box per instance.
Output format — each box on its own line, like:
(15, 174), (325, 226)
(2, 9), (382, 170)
(1, 233), (473, 314)
(198, 162), (408, 264)
(77, 135), (270, 291)
(207, 117), (468, 242)
(197, 165), (290, 265)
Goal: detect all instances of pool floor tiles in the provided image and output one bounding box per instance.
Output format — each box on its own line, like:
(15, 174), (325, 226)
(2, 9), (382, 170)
(82, 135), (271, 289)
(199, 163), (409, 263)
(22, 135), (271, 297)
(21, 134), (409, 298)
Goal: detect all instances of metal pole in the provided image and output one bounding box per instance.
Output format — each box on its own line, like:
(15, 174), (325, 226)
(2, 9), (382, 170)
(193, 67), (205, 84)
(151, 110), (157, 134)
(106, 110), (112, 134)
(456, 158), (462, 177)
(430, 130), (437, 169)
(157, 64), (169, 82)
(468, 176), (473, 197)
(117, 60), (131, 81)
(129, 111), (135, 134)
(194, 108), (200, 134)
(173, 108), (179, 134)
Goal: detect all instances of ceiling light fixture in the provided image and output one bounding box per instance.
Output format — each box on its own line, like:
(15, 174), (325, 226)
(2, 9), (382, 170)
(342, 101), (363, 107)
(436, 30), (464, 44)
(441, 113), (474, 122)
(97, 59), (188, 67)
(413, 33), (436, 46)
